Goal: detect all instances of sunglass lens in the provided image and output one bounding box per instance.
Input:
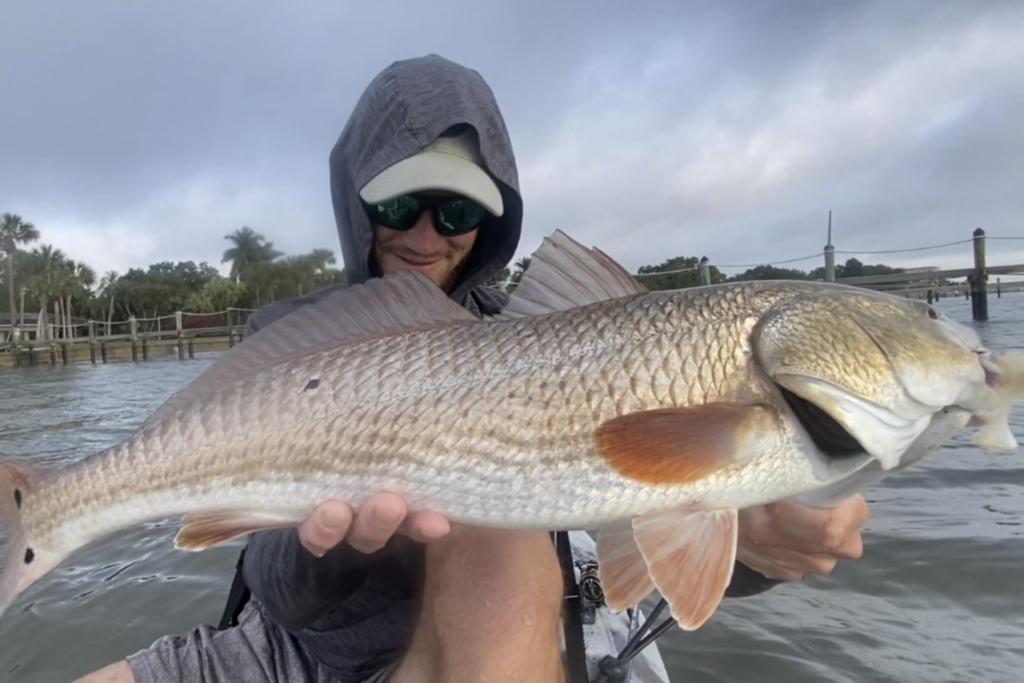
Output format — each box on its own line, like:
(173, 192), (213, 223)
(374, 195), (421, 229)
(437, 199), (487, 235)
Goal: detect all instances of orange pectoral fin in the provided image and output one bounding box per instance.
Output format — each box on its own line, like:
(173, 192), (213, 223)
(632, 506), (738, 631)
(595, 403), (768, 484)
(596, 525), (656, 612)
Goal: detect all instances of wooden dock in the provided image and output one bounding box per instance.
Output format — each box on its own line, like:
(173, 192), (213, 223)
(1, 308), (253, 369)
(827, 228), (1017, 320)
(0, 327), (244, 369)
(836, 263), (1024, 287)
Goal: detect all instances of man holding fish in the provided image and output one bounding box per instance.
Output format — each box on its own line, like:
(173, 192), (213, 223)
(56, 54), (881, 683)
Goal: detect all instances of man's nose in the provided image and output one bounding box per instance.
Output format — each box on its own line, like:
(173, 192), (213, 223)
(404, 210), (446, 250)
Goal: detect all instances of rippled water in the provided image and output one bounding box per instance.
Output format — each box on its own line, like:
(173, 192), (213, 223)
(1, 293), (1022, 683)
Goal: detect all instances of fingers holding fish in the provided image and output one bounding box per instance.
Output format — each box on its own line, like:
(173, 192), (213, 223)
(299, 494), (451, 557)
(347, 493), (406, 554)
(736, 548), (840, 583)
(299, 500), (355, 557)
(735, 496), (869, 581)
(749, 496), (869, 557)
(399, 509), (452, 544)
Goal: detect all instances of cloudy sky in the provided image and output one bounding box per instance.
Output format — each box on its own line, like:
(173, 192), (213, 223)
(2, 0), (1022, 284)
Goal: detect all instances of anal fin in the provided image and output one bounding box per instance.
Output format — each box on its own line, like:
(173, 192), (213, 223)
(174, 510), (304, 550)
(596, 525), (656, 612)
(632, 507), (738, 631)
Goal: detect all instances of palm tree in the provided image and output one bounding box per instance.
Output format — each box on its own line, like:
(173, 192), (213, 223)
(308, 248), (337, 272)
(222, 226), (283, 281)
(484, 266), (511, 291)
(280, 250), (339, 297)
(98, 270), (120, 335)
(242, 260), (280, 307)
(61, 260), (96, 338)
(507, 256), (532, 293)
(14, 249), (42, 331)
(0, 213), (40, 338)
(26, 245), (67, 341)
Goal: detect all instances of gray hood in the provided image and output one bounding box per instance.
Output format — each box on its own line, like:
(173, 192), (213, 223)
(329, 54), (522, 315)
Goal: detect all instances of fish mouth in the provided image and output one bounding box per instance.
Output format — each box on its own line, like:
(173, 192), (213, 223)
(774, 374), (932, 471)
(779, 387), (866, 459)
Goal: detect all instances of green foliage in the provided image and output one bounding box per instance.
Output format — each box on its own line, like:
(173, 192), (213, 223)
(729, 265), (811, 282)
(222, 226), (283, 281)
(505, 256), (532, 293)
(483, 266), (511, 291)
(106, 261), (220, 319)
(837, 257), (904, 279)
(238, 255), (346, 308)
(806, 258), (904, 281)
(1, 213), (41, 326)
(184, 276), (246, 313)
(636, 256), (725, 291)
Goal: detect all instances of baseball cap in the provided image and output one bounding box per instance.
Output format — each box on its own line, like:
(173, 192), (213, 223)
(359, 129), (504, 217)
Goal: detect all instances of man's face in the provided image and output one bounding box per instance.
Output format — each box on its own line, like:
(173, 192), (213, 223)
(371, 194), (479, 291)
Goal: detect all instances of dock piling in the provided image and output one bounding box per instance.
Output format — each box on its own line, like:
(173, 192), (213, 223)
(970, 228), (988, 322)
(824, 210), (836, 282)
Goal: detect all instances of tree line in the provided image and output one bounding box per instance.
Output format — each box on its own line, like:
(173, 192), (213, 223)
(2, 212), (904, 341)
(487, 255), (904, 292)
(0, 214), (346, 340)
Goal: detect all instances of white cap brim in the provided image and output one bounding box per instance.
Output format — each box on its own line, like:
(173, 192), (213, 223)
(359, 134), (505, 217)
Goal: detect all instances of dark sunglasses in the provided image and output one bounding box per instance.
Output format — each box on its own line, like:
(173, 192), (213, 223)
(362, 193), (489, 237)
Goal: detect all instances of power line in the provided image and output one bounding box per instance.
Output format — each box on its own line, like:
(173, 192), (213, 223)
(662, 235), (1016, 274)
(633, 265), (699, 278)
(833, 238), (974, 255)
(715, 253), (823, 269)
(625, 233), (1021, 279)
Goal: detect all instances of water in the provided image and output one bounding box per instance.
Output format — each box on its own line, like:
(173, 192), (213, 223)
(1, 294), (1023, 683)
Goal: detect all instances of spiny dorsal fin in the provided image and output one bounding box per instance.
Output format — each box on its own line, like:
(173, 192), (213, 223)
(143, 270), (477, 428)
(496, 230), (647, 319)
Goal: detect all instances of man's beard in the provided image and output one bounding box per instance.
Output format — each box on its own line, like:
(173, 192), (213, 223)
(439, 256), (469, 294)
(369, 247), (471, 295)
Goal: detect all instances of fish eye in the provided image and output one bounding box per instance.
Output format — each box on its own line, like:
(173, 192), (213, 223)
(926, 308), (939, 320)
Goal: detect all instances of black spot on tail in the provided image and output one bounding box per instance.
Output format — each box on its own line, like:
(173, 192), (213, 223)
(781, 388), (866, 458)
(14, 489), (21, 509)
(24, 548), (35, 564)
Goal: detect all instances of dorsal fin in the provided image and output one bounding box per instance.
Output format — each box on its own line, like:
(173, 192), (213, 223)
(142, 270), (477, 428)
(497, 230), (647, 319)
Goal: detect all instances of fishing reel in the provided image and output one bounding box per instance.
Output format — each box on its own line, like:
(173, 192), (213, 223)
(577, 561), (605, 624)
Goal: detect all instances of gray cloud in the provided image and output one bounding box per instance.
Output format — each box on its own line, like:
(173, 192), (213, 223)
(1, 0), (1022, 282)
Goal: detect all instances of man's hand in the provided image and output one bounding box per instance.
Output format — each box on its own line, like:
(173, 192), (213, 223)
(736, 494), (870, 582)
(299, 493), (451, 557)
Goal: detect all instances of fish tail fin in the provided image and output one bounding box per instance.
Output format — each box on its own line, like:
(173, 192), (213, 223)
(0, 459), (58, 621)
(974, 351), (1024, 451)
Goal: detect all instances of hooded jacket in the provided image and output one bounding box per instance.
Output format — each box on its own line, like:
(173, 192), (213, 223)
(239, 55), (524, 681)
(246, 54), (522, 330)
